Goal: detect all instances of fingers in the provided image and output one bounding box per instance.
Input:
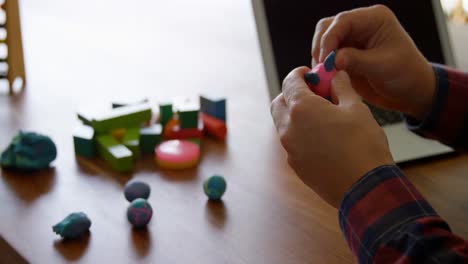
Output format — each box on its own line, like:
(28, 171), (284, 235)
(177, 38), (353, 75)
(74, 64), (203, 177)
(281, 67), (312, 106)
(335, 47), (383, 76)
(331, 71), (360, 106)
(311, 17), (334, 66)
(318, 5), (394, 62)
(270, 93), (289, 133)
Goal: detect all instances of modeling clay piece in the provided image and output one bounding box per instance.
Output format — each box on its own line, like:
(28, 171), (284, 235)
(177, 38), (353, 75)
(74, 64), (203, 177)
(73, 124), (96, 159)
(203, 175), (226, 200)
(200, 113), (227, 141)
(200, 95), (226, 121)
(155, 140), (200, 170)
(163, 118), (180, 139)
(139, 124), (162, 154)
(304, 51), (337, 99)
(53, 212), (91, 239)
(124, 181), (151, 202)
(0, 131), (57, 170)
(127, 198), (153, 228)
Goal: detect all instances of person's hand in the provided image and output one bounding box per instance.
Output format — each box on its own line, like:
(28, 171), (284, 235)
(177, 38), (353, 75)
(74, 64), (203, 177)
(271, 68), (394, 208)
(312, 5), (435, 120)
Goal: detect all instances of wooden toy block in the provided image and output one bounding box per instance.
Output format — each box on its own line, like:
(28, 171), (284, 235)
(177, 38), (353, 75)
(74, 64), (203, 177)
(111, 128), (127, 142)
(163, 118), (179, 139)
(96, 134), (134, 172)
(122, 128), (140, 158)
(112, 98), (149, 108)
(155, 140), (200, 170)
(159, 102), (173, 126)
(201, 113), (227, 141)
(90, 103), (152, 133)
(200, 95), (226, 121)
(178, 109), (199, 129)
(139, 124), (162, 154)
(73, 123), (96, 158)
(167, 119), (203, 140)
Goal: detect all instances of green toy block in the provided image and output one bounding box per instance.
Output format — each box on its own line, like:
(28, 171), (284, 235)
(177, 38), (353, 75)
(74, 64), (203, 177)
(178, 104), (199, 129)
(91, 104), (152, 133)
(96, 134), (134, 172)
(73, 123), (96, 158)
(122, 128), (140, 158)
(139, 124), (162, 154)
(159, 102), (173, 126)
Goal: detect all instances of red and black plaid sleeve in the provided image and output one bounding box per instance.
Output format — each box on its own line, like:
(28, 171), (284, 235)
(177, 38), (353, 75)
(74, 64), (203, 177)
(405, 64), (468, 150)
(339, 65), (468, 263)
(338, 165), (468, 263)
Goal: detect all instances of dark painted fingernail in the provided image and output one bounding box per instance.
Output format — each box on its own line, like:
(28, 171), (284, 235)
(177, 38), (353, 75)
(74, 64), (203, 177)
(324, 51), (336, 72)
(304, 72), (320, 86)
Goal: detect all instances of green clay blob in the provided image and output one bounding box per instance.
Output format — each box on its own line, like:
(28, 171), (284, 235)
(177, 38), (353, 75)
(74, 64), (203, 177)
(53, 212), (91, 239)
(0, 131), (57, 170)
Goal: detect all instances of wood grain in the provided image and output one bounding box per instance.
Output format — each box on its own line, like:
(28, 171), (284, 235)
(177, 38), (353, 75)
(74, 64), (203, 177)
(0, 0), (467, 263)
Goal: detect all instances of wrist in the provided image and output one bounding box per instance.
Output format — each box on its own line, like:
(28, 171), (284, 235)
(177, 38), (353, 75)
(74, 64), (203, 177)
(407, 63), (436, 120)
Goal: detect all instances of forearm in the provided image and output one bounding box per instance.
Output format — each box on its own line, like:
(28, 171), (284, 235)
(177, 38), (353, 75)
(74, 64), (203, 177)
(339, 165), (468, 263)
(405, 65), (468, 150)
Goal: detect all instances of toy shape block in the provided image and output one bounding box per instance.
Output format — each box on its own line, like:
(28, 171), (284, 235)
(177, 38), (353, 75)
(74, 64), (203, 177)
(178, 104), (199, 129)
(96, 134), (133, 172)
(111, 128), (127, 142)
(155, 140), (200, 170)
(201, 113), (227, 141)
(159, 102), (173, 126)
(90, 103), (152, 133)
(139, 124), (162, 154)
(73, 123), (96, 158)
(167, 119), (203, 140)
(122, 127), (140, 158)
(163, 118), (179, 139)
(200, 95), (226, 121)
(112, 98), (149, 108)
(304, 51), (337, 99)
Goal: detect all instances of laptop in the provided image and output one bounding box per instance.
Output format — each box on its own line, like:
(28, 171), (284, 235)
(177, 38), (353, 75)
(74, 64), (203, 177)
(252, 0), (455, 163)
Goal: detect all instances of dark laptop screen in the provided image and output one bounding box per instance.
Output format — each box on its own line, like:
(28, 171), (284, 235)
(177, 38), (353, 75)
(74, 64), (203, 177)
(264, 0), (446, 83)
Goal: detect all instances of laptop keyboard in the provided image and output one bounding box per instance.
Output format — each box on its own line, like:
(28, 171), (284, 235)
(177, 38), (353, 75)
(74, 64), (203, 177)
(366, 103), (403, 127)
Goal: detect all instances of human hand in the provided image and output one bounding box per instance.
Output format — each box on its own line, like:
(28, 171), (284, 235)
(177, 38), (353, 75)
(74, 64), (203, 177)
(271, 68), (394, 208)
(312, 5), (435, 120)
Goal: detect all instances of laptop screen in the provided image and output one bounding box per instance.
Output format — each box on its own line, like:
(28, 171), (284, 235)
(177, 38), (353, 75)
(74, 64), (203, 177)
(263, 0), (448, 85)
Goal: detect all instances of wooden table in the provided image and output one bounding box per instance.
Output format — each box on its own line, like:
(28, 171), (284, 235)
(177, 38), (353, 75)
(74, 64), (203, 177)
(1, 0), (467, 263)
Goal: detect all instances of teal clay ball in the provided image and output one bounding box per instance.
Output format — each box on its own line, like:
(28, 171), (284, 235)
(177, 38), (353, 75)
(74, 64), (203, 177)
(127, 198), (153, 228)
(203, 175), (226, 200)
(0, 131), (57, 170)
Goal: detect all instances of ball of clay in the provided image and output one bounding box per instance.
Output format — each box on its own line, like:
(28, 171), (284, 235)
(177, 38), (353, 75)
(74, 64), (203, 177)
(127, 198), (153, 228)
(0, 131), (57, 170)
(52, 212), (91, 239)
(203, 175), (227, 200)
(124, 181), (151, 202)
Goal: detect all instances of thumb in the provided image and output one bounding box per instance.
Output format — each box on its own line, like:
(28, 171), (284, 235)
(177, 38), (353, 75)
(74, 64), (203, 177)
(331, 71), (360, 105)
(335, 48), (382, 76)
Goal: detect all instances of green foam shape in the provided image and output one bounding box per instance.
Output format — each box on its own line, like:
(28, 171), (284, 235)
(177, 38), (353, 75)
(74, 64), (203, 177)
(96, 134), (134, 172)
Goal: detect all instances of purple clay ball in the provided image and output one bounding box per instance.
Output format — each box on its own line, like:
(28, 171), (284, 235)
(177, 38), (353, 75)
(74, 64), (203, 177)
(127, 198), (153, 228)
(124, 181), (151, 202)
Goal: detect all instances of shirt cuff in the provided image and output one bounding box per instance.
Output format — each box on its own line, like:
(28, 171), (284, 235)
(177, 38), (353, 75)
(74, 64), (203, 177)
(338, 165), (438, 263)
(404, 64), (449, 135)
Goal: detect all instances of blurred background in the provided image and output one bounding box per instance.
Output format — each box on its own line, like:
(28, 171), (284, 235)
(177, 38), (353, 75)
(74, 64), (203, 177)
(441, 0), (468, 69)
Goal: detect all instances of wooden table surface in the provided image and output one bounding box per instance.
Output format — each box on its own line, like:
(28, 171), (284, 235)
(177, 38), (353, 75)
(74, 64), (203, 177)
(1, 0), (467, 263)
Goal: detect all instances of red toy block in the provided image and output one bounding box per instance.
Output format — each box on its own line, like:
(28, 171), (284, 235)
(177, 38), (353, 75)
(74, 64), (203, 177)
(201, 113), (227, 141)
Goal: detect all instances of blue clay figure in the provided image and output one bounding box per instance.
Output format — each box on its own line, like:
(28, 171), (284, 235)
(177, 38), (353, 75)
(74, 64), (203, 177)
(53, 212), (91, 239)
(127, 198), (153, 228)
(203, 175), (227, 200)
(0, 131), (57, 170)
(124, 181), (151, 202)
